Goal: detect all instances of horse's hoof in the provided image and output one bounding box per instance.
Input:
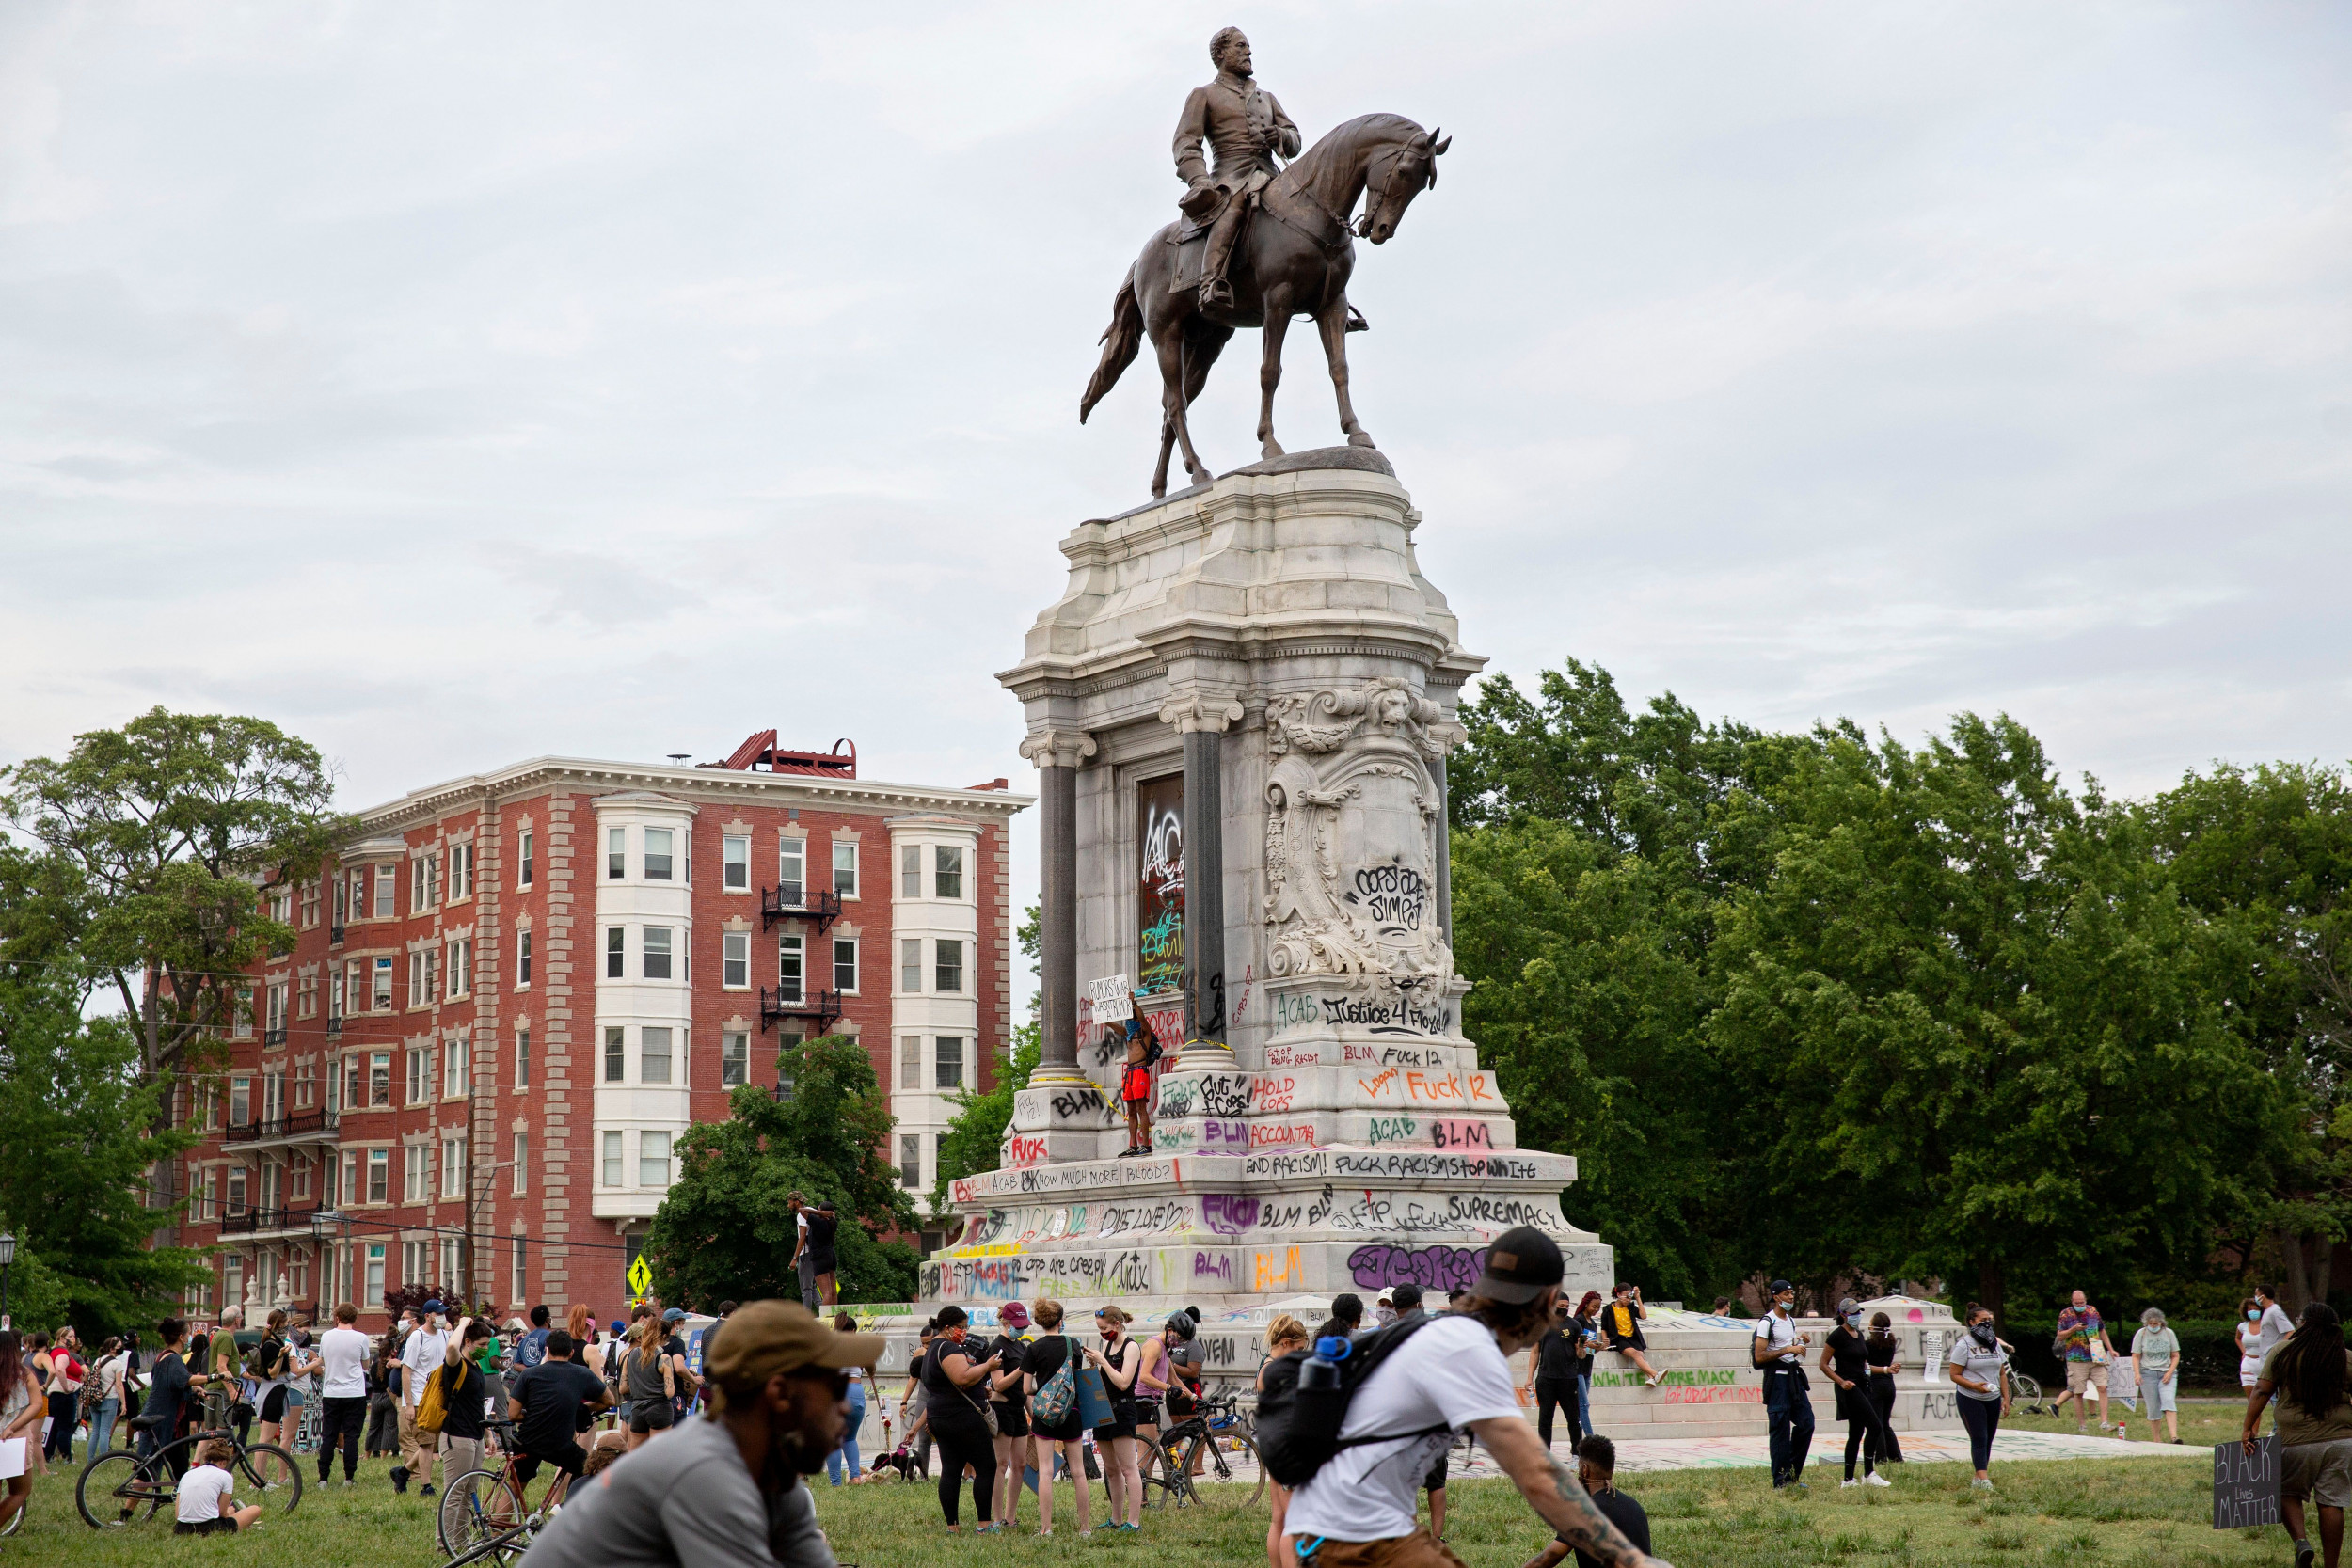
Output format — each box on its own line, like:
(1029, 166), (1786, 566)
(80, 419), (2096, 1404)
(1261, 439), (1286, 460)
(1347, 431), (1377, 450)
(1152, 483), (1168, 499)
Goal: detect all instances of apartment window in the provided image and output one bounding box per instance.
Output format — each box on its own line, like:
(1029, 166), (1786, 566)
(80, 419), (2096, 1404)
(266, 982), (288, 1032)
(364, 1244), (385, 1303)
(779, 840), (805, 903)
(602, 1131), (623, 1187)
(510, 1236), (526, 1301)
(519, 829), (534, 888)
(446, 1035), (469, 1098)
(403, 1240), (429, 1288)
(404, 1144), (427, 1203)
(516, 930), (532, 988)
(373, 958), (393, 1010)
(409, 952), (426, 1007)
(899, 1035), (920, 1092)
(640, 1130), (672, 1187)
(230, 1076), (251, 1128)
(902, 843), (923, 898)
(233, 987), (253, 1037)
(936, 939), (963, 993)
(901, 939), (923, 993)
(406, 1047), (429, 1104)
(513, 1133), (528, 1195)
(608, 827), (627, 879)
(723, 931), (750, 989)
(515, 1026), (530, 1089)
(260, 1161), (280, 1212)
(329, 968), (343, 1022)
(723, 835), (750, 891)
(412, 857), (429, 911)
(373, 864), (396, 918)
(606, 927), (626, 979)
(833, 841), (858, 897)
(643, 927), (673, 980)
(936, 844), (963, 899)
(366, 1148), (389, 1203)
(440, 1236), (460, 1286)
(369, 1052), (390, 1106)
(721, 1031), (749, 1087)
(227, 1166), (247, 1216)
(293, 1151), (312, 1199)
(935, 1036), (965, 1091)
(446, 938), (471, 998)
(777, 936), (803, 1002)
(834, 938), (858, 993)
(642, 1026), (673, 1085)
(605, 1026), (626, 1084)
(441, 1135), (466, 1197)
(644, 827), (675, 881)
(296, 1059), (316, 1109)
(262, 1071), (284, 1123)
(899, 1133), (921, 1189)
(450, 843), (473, 901)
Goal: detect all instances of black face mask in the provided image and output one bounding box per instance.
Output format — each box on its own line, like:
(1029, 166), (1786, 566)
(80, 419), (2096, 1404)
(1970, 1322), (1998, 1349)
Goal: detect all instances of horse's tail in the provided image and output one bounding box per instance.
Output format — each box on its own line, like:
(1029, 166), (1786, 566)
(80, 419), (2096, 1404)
(1080, 270), (1144, 424)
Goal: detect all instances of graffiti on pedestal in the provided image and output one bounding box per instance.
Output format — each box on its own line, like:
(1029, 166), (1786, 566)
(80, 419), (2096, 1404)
(1346, 1243), (1490, 1295)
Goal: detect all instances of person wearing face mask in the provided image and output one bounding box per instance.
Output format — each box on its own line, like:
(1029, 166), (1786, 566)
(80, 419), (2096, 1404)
(1086, 1306), (1146, 1531)
(516, 1300), (875, 1568)
(2240, 1298), (2271, 1393)
(1945, 1303), (2011, 1490)
(918, 1306), (1005, 1532)
(1819, 1298), (1890, 1488)
(1863, 1313), (1903, 1465)
(1752, 1281), (1815, 1491)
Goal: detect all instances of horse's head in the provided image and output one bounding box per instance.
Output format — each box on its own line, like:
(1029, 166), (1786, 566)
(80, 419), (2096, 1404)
(1355, 124), (1450, 245)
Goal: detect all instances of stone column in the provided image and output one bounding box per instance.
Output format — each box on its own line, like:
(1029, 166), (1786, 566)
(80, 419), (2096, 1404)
(1433, 764), (1453, 943)
(1020, 729), (1096, 1087)
(1161, 693), (1243, 1068)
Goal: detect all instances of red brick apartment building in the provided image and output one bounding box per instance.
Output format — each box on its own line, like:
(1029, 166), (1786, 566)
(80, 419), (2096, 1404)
(167, 733), (1028, 1331)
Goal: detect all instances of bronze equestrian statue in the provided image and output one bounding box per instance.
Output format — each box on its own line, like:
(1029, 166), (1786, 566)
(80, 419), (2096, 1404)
(1081, 27), (1450, 499)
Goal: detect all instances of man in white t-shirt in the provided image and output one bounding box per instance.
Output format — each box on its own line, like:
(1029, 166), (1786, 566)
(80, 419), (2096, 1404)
(1752, 1280), (1815, 1490)
(393, 1300), (450, 1497)
(315, 1302), (372, 1485)
(2253, 1286), (2296, 1361)
(1284, 1227), (1671, 1568)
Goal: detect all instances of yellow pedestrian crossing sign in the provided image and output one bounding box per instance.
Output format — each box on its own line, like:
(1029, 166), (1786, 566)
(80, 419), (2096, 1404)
(627, 1255), (653, 1298)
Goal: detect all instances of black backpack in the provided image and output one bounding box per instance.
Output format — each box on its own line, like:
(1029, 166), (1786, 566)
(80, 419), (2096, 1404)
(1253, 1317), (1445, 1487)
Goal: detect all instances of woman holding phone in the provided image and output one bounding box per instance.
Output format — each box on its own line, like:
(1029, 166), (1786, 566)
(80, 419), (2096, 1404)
(918, 1306), (1004, 1532)
(1946, 1303), (2012, 1490)
(1085, 1306), (1145, 1531)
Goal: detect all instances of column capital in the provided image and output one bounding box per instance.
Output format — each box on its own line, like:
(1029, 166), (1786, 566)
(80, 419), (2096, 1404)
(1158, 692), (1246, 735)
(1018, 728), (1098, 769)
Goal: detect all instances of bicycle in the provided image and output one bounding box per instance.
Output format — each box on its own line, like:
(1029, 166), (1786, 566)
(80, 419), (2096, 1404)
(75, 1419), (301, 1529)
(2004, 1366), (2051, 1416)
(437, 1418), (582, 1560)
(1138, 1393), (1263, 1513)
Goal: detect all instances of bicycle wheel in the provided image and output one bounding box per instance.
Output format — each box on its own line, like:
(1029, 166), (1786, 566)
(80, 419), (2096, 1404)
(441, 1521), (533, 1568)
(1176, 1432), (1264, 1512)
(0, 1497), (21, 1535)
(1135, 1441), (1175, 1511)
(235, 1443), (303, 1515)
(439, 1467), (529, 1558)
(76, 1448), (170, 1529)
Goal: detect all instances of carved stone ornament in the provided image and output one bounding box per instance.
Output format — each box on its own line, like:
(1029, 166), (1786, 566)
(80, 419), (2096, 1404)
(1018, 729), (1099, 770)
(1262, 677), (1461, 982)
(1158, 691), (1246, 735)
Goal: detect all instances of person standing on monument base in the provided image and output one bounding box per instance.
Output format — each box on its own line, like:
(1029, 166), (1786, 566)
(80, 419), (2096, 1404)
(1283, 1227), (1672, 1568)
(1172, 26), (1302, 312)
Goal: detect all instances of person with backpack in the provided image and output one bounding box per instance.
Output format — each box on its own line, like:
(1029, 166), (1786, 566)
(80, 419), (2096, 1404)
(432, 1318), (493, 1544)
(1275, 1227), (1670, 1568)
(1119, 1015), (1158, 1158)
(515, 1305), (552, 1374)
(985, 1302), (1035, 1526)
(1754, 1280), (1815, 1491)
(1023, 1300), (1091, 1535)
(392, 1301), (449, 1497)
(1261, 1314), (1312, 1568)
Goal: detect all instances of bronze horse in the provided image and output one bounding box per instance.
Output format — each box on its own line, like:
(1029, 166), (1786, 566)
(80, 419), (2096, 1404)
(1082, 113), (1449, 498)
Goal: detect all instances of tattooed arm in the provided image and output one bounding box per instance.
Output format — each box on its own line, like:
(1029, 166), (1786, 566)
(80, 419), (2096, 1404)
(1472, 1416), (1670, 1568)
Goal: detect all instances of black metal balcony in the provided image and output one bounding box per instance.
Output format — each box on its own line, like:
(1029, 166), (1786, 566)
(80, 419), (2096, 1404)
(326, 1017), (342, 1037)
(330, 923), (344, 945)
(263, 1027), (287, 1048)
(759, 987), (841, 1034)
(761, 885), (842, 933)
(222, 1108), (340, 1147)
(218, 1203), (321, 1238)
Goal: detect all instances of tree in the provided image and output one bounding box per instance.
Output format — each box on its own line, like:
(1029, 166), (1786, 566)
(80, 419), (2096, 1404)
(1707, 715), (2291, 1319)
(933, 903), (1041, 1212)
(642, 1036), (920, 1309)
(0, 969), (207, 1337)
(0, 709), (352, 1082)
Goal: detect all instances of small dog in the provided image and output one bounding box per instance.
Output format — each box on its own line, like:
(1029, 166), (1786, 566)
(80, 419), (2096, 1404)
(873, 1441), (929, 1481)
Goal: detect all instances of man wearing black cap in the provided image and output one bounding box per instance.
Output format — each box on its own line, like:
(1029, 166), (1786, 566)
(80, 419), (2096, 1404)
(1285, 1227), (1671, 1568)
(518, 1300), (880, 1568)
(1753, 1280), (1815, 1491)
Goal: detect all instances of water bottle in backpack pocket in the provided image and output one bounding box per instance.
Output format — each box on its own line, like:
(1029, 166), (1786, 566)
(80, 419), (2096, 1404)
(1253, 1319), (1447, 1487)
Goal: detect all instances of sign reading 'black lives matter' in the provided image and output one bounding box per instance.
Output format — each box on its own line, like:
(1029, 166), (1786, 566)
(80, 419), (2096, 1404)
(2214, 1434), (2280, 1529)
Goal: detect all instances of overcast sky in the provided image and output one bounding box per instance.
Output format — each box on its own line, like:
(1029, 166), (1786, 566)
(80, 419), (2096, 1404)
(5, 2), (2349, 957)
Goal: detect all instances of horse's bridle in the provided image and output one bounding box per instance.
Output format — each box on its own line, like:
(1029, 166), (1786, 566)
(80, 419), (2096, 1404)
(1353, 141), (1428, 239)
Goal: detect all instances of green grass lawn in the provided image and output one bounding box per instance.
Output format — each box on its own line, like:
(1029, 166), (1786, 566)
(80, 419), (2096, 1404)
(0, 1403), (2285, 1568)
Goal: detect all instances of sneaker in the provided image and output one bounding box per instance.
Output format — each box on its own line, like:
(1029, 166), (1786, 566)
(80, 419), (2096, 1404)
(2296, 1544), (2316, 1568)
(1841, 1479), (1859, 1488)
(1864, 1472), (1892, 1488)
(420, 1484), (436, 1499)
(1971, 1478), (1994, 1491)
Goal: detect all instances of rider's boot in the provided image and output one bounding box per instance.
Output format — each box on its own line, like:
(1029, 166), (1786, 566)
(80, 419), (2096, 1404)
(1200, 277), (1235, 310)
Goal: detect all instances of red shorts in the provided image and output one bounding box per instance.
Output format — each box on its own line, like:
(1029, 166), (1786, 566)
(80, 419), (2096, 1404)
(1121, 1066), (1152, 1103)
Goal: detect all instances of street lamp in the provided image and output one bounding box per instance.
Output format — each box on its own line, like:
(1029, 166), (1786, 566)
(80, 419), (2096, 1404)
(0, 1231), (16, 1331)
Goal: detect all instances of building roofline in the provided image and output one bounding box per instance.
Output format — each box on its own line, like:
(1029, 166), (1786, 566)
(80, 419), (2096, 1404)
(353, 755), (1034, 835)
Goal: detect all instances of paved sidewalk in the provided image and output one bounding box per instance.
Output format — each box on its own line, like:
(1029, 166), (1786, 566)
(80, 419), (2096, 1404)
(1572, 1428), (2206, 1474)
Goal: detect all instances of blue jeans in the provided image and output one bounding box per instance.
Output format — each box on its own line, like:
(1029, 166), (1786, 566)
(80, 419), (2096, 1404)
(827, 1386), (867, 1484)
(1765, 1370), (1816, 1486)
(91, 1398), (119, 1456)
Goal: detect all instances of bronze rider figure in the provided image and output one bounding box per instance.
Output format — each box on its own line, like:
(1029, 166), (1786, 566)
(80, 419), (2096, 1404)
(1173, 26), (1302, 311)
